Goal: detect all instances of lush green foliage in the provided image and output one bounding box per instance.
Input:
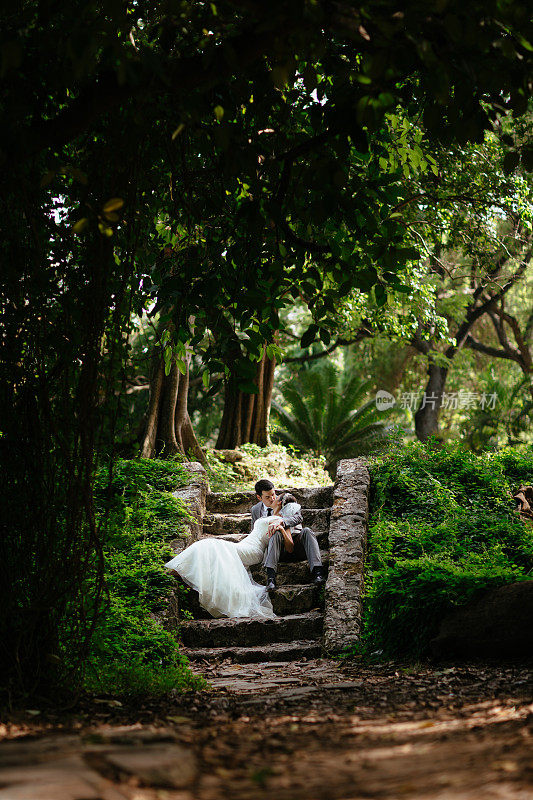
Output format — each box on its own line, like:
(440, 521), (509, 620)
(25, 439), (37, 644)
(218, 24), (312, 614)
(272, 363), (393, 476)
(85, 459), (207, 696)
(360, 441), (533, 659)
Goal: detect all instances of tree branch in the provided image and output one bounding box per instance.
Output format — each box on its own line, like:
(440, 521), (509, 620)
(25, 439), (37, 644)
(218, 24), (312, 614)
(450, 248), (532, 357)
(278, 218), (330, 253)
(463, 334), (518, 361)
(490, 301), (533, 369)
(283, 330), (372, 363)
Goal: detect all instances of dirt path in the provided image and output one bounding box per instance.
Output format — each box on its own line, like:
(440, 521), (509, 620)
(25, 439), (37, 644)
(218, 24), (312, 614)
(1, 659), (532, 799)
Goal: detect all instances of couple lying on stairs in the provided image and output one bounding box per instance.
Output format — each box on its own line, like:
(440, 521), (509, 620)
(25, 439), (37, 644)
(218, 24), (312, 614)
(164, 478), (325, 620)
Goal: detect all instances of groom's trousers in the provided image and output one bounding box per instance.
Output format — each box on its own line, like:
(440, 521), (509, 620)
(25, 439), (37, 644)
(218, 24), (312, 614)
(262, 527), (322, 572)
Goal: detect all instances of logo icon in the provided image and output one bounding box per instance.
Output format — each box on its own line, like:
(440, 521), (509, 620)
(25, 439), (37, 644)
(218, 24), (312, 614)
(375, 390), (396, 410)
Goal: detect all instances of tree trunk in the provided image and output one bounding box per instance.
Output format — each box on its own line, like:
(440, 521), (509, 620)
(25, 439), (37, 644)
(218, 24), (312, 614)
(414, 361), (448, 442)
(174, 351), (206, 462)
(216, 347), (276, 449)
(140, 350), (206, 464)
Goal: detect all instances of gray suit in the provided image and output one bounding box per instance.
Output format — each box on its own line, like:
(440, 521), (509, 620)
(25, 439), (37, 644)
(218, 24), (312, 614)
(250, 500), (322, 573)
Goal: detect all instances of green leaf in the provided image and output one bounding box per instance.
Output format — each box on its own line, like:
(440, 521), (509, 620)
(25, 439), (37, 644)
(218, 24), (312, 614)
(516, 33), (533, 52)
(266, 343), (282, 361)
(320, 328), (331, 346)
(522, 146), (533, 172)
(102, 197), (124, 213)
(503, 151), (520, 174)
(202, 371), (210, 389)
(72, 217), (89, 234)
(397, 247), (420, 261)
(390, 284), (411, 293)
(301, 324), (319, 349)
(374, 285), (387, 307)
(98, 221), (113, 237)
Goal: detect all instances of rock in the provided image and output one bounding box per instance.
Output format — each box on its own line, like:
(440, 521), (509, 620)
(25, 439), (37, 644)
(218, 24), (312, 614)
(207, 491), (257, 514)
(0, 736), (125, 800)
(82, 726), (176, 745)
(206, 486), (334, 514)
(177, 610), (323, 648)
(171, 484), (206, 542)
(168, 536), (189, 555)
(202, 512), (251, 536)
(214, 449), (244, 463)
(0, 763), (120, 800)
(85, 743), (197, 789)
(430, 579), (533, 659)
(250, 552), (329, 585)
(271, 585), (323, 616)
(202, 508), (330, 538)
(513, 485), (533, 526)
(181, 461), (209, 488)
(181, 640), (323, 664)
(288, 486), (334, 509)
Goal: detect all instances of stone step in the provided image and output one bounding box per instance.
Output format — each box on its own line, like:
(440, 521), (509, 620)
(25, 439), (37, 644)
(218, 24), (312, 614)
(181, 639), (323, 663)
(206, 485), (334, 514)
(272, 584), (324, 615)
(202, 507), (330, 537)
(250, 551), (329, 585)
(175, 583), (324, 619)
(177, 610), (323, 648)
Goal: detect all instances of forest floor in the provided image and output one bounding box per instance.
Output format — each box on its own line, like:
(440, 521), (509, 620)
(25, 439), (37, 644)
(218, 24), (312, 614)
(1, 658), (532, 800)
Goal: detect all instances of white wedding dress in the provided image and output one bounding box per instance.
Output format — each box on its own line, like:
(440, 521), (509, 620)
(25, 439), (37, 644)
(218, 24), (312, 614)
(164, 508), (297, 620)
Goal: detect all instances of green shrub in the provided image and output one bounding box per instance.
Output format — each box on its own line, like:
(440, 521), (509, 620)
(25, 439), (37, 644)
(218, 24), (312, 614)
(361, 441), (533, 658)
(80, 458), (208, 696)
(83, 658), (207, 697)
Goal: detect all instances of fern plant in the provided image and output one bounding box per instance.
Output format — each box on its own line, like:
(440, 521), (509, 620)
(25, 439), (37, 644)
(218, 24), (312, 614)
(271, 364), (392, 477)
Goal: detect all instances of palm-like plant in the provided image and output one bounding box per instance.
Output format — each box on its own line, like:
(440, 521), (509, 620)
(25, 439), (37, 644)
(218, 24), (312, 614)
(271, 363), (392, 478)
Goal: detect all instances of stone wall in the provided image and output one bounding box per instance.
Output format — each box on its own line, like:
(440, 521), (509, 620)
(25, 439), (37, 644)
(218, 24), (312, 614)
(164, 462), (210, 627)
(168, 462), (209, 555)
(322, 457), (370, 654)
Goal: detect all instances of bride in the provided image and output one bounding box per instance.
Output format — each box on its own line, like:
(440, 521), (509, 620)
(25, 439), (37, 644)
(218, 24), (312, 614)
(164, 492), (301, 619)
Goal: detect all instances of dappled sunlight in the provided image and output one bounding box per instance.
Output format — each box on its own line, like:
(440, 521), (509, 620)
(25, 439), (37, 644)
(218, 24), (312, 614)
(345, 700), (533, 740)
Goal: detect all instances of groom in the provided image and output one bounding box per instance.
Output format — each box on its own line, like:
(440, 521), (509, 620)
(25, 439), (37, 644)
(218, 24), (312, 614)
(251, 478), (326, 592)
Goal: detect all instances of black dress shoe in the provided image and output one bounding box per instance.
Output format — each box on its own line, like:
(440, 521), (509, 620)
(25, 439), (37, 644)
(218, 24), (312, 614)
(312, 568), (326, 586)
(266, 577), (277, 592)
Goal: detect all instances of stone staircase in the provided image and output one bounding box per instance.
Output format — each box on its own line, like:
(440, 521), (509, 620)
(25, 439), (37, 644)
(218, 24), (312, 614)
(174, 485), (334, 664)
